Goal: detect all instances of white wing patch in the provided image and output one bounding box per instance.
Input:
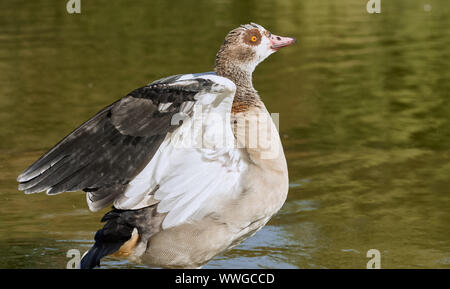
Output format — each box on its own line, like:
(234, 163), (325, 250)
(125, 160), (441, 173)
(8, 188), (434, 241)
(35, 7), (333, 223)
(157, 102), (173, 112)
(113, 74), (247, 229)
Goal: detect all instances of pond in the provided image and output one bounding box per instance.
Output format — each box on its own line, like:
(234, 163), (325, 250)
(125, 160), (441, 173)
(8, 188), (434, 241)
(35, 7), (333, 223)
(0, 0), (449, 268)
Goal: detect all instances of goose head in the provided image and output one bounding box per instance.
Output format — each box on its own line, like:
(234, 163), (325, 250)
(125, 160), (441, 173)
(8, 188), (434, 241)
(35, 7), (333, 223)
(215, 23), (296, 75)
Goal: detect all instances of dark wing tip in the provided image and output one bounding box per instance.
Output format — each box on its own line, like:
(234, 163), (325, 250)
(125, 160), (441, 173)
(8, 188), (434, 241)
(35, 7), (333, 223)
(17, 171), (33, 183)
(81, 209), (136, 269)
(80, 229), (124, 269)
(80, 245), (102, 269)
(16, 174), (24, 183)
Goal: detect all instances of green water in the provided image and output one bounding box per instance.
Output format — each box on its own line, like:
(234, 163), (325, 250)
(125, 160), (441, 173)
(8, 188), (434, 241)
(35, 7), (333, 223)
(0, 0), (449, 268)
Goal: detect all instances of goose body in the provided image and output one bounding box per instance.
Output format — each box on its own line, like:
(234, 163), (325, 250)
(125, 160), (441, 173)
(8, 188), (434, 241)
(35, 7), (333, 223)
(17, 23), (295, 268)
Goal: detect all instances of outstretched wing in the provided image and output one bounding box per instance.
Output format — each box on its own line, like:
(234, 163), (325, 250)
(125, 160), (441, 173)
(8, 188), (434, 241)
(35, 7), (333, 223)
(17, 73), (236, 212)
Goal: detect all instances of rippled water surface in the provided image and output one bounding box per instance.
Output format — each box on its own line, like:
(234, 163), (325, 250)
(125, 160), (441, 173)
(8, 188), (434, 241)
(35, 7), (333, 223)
(1, 0), (449, 268)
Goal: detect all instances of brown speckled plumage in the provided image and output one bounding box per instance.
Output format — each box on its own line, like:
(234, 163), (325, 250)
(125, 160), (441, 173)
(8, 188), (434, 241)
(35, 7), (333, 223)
(214, 24), (264, 113)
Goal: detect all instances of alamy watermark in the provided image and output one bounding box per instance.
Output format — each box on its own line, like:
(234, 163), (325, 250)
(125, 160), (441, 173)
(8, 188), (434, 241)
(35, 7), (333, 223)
(366, 249), (381, 269)
(366, 0), (381, 14)
(66, 248), (382, 269)
(168, 106), (282, 160)
(66, 249), (82, 269)
(66, 0), (81, 14)
(66, 0), (381, 15)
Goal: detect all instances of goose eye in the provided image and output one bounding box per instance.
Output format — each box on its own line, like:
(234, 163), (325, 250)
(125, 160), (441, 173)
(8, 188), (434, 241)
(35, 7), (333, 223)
(245, 29), (261, 45)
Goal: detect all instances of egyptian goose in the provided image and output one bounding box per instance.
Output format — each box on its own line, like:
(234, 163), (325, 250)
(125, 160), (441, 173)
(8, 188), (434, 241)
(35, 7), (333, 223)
(17, 23), (296, 269)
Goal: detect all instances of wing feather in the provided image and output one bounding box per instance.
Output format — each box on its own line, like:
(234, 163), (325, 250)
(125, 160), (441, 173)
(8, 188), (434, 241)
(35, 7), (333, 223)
(17, 73), (220, 212)
(111, 74), (245, 229)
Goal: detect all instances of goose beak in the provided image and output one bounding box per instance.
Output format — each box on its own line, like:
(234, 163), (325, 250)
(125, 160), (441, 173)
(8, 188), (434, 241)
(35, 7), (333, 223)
(270, 34), (296, 51)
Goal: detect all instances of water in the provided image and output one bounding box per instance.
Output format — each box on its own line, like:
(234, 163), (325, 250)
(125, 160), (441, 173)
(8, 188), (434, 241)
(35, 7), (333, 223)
(1, 0), (449, 268)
